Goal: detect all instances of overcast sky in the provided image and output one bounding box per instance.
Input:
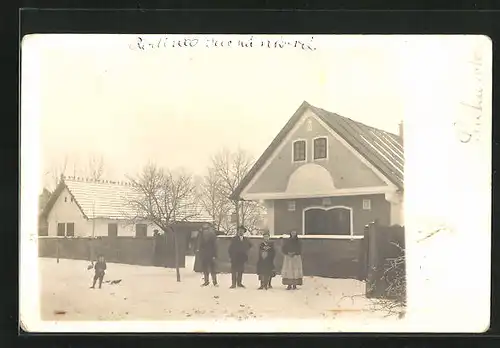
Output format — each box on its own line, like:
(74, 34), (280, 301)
(26, 34), (480, 189)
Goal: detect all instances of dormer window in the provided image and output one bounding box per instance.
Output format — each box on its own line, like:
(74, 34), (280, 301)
(293, 140), (306, 162)
(314, 137), (328, 160)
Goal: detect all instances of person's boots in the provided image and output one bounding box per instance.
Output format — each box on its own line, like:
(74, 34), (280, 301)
(258, 279), (265, 290)
(201, 272), (210, 286)
(237, 272), (245, 288)
(286, 285), (292, 290)
(98, 276), (103, 289)
(263, 276), (269, 290)
(230, 272), (237, 289)
(292, 284), (297, 290)
(212, 273), (218, 287)
(90, 275), (97, 289)
(267, 277), (273, 289)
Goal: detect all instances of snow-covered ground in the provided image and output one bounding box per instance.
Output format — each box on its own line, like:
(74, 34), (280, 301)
(39, 257), (395, 323)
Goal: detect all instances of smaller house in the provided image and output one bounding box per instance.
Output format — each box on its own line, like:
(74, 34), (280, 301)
(40, 176), (212, 238)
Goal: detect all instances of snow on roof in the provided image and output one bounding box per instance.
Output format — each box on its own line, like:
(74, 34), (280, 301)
(59, 177), (212, 223)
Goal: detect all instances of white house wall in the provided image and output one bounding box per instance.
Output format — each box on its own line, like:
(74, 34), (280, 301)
(47, 187), (88, 237)
(90, 219), (158, 237)
(46, 187), (160, 237)
(388, 191), (405, 226)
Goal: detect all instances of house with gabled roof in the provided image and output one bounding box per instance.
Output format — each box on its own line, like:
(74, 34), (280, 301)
(40, 176), (212, 238)
(231, 101), (404, 239)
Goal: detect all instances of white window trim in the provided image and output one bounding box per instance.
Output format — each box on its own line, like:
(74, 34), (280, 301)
(313, 136), (328, 161)
(242, 185), (394, 201)
(291, 139), (307, 163)
(287, 200), (296, 211)
(302, 205), (355, 238)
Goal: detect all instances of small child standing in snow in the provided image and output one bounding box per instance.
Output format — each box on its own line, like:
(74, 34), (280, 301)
(256, 231), (276, 290)
(90, 255), (107, 289)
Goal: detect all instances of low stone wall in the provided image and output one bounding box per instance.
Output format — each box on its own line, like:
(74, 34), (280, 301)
(200, 236), (365, 279)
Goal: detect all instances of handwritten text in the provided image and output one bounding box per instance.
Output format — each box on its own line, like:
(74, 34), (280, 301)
(454, 49), (484, 144)
(129, 36), (317, 52)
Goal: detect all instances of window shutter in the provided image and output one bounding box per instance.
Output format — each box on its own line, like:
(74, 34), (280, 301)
(57, 223), (65, 236)
(136, 224), (148, 238)
(66, 223), (75, 237)
(108, 223), (118, 237)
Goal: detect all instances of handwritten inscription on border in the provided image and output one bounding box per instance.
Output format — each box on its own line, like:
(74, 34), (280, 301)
(129, 36), (317, 52)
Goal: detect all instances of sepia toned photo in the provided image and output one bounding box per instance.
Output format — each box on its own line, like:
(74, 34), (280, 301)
(20, 34), (491, 332)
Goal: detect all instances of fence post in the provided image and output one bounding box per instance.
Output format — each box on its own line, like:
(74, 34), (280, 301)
(359, 224), (370, 281)
(56, 238), (60, 263)
(366, 221), (380, 298)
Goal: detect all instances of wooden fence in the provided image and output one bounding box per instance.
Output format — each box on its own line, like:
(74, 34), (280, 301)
(196, 235), (366, 279)
(38, 232), (188, 268)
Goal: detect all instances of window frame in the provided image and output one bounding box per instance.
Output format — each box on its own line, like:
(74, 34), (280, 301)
(302, 205), (354, 238)
(313, 136), (328, 160)
(135, 223), (148, 238)
(66, 222), (75, 237)
(57, 223), (65, 236)
(108, 223), (118, 237)
(292, 139), (307, 163)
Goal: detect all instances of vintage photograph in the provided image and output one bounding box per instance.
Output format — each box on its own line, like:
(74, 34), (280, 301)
(20, 34), (491, 332)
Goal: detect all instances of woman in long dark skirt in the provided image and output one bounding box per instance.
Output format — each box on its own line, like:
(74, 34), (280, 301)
(256, 231), (276, 290)
(281, 230), (303, 290)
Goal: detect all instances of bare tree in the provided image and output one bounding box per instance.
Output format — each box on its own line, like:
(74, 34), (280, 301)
(44, 155), (69, 191)
(44, 154), (107, 190)
(127, 163), (199, 282)
(203, 148), (266, 235)
(240, 199), (267, 235)
(198, 168), (231, 233)
(86, 154), (105, 180)
(38, 188), (52, 214)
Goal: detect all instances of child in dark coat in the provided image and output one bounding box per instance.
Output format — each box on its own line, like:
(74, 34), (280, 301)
(90, 255), (107, 289)
(256, 231), (276, 290)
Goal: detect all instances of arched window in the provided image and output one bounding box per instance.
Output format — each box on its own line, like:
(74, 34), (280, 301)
(303, 206), (352, 236)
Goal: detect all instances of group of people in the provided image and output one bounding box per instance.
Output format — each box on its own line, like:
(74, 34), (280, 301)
(89, 223), (304, 291)
(195, 223), (304, 290)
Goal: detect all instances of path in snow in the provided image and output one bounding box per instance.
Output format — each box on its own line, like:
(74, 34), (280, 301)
(39, 257), (385, 322)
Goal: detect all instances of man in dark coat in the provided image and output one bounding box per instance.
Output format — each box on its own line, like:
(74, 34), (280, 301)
(228, 226), (252, 288)
(197, 223), (218, 287)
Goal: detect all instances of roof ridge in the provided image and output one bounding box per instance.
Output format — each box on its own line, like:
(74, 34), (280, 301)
(64, 176), (133, 186)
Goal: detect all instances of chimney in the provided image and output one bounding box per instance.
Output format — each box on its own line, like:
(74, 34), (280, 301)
(398, 121), (404, 143)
